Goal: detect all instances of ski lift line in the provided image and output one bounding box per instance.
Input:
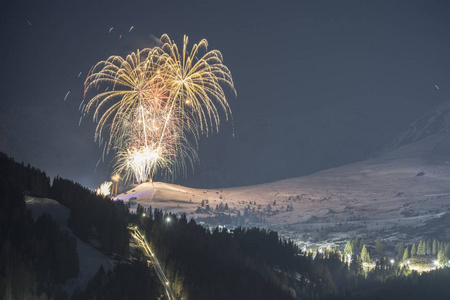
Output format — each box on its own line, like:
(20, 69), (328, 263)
(128, 227), (175, 300)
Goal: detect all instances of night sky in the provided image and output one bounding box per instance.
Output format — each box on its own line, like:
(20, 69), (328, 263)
(1, 0), (449, 189)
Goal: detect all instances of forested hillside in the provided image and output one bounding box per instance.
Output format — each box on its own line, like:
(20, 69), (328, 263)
(1, 153), (450, 300)
(0, 154), (78, 299)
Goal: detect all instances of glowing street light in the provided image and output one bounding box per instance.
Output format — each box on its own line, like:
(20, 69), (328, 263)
(111, 173), (121, 182)
(166, 217), (171, 223)
(111, 173), (121, 196)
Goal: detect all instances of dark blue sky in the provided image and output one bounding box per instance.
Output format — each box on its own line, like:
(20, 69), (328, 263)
(1, 0), (449, 189)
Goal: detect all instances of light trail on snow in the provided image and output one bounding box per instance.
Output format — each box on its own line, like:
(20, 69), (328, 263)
(128, 226), (175, 300)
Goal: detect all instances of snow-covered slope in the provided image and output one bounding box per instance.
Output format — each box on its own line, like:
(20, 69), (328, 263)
(26, 197), (114, 296)
(117, 132), (450, 248)
(377, 100), (450, 155)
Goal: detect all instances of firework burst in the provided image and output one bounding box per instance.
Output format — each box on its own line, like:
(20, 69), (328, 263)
(95, 181), (113, 197)
(114, 101), (199, 182)
(158, 34), (236, 135)
(83, 34), (235, 183)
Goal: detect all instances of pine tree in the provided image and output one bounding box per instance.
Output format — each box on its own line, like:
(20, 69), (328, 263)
(359, 238), (365, 252)
(361, 244), (370, 263)
(417, 240), (425, 255)
(137, 204), (144, 214)
(396, 242), (405, 261)
(351, 238), (360, 254)
(439, 241), (444, 252)
(403, 247), (410, 261)
(375, 237), (384, 256)
(411, 243), (417, 257)
(432, 239), (438, 255)
(426, 240), (432, 255)
(344, 241), (353, 257)
(445, 243), (450, 260)
(437, 249), (447, 264)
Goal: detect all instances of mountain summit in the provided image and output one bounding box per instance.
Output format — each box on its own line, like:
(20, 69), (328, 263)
(377, 100), (450, 155)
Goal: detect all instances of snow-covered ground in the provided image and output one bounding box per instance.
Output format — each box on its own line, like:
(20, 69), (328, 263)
(116, 132), (450, 249)
(26, 197), (115, 296)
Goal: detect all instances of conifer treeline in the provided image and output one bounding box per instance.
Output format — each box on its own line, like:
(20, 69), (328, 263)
(0, 166), (78, 299)
(0, 152), (130, 255)
(133, 208), (296, 300)
(0, 152), (130, 299)
(0, 152), (51, 197)
(50, 177), (129, 254)
(398, 239), (450, 263)
(126, 210), (450, 300)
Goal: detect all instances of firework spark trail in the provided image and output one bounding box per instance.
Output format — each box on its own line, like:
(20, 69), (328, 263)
(82, 34), (235, 183)
(113, 100), (199, 182)
(78, 100), (85, 111)
(64, 91), (70, 101)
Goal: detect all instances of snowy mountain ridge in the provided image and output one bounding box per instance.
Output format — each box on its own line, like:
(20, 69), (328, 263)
(377, 100), (450, 155)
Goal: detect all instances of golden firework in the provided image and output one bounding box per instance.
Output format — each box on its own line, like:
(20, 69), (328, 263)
(158, 34), (236, 135)
(95, 181), (113, 197)
(83, 34), (235, 183)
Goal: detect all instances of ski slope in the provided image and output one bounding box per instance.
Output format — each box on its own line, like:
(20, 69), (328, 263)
(26, 197), (114, 296)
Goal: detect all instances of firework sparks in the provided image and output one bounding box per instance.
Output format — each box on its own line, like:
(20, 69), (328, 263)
(158, 34), (236, 135)
(83, 34), (235, 183)
(64, 91), (70, 101)
(95, 181), (113, 196)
